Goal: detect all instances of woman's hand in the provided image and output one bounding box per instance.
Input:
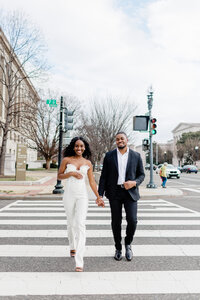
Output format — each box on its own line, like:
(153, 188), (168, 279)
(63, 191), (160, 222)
(96, 197), (105, 208)
(72, 172), (83, 179)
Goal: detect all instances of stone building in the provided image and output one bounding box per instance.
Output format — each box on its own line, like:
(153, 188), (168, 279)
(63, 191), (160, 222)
(172, 122), (200, 166)
(0, 28), (40, 175)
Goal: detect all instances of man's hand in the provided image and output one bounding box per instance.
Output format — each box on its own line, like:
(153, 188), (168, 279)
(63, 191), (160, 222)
(123, 180), (137, 190)
(96, 197), (105, 208)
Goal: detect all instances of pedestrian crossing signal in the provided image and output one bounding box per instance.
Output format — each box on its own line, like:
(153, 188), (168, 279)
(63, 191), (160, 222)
(142, 138), (149, 151)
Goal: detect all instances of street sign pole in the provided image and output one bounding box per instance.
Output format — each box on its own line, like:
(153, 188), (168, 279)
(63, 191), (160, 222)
(146, 89), (157, 189)
(53, 96), (64, 194)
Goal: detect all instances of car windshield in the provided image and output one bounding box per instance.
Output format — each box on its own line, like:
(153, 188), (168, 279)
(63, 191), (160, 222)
(167, 164), (175, 169)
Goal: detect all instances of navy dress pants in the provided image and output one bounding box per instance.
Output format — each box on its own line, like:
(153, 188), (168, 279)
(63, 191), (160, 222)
(109, 186), (138, 251)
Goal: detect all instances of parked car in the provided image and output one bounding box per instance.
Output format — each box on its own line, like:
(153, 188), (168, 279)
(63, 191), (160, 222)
(156, 164), (163, 174)
(177, 166), (183, 172)
(166, 164), (180, 179)
(157, 164), (180, 178)
(145, 164), (157, 170)
(181, 165), (198, 174)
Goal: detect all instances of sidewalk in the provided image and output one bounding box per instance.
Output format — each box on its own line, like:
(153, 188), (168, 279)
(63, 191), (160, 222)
(0, 170), (182, 200)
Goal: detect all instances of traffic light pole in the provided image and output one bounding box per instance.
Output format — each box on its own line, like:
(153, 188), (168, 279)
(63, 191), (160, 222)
(53, 96), (64, 194)
(146, 90), (157, 189)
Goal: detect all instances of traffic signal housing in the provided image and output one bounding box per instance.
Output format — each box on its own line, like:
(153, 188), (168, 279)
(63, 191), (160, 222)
(64, 109), (74, 132)
(133, 115), (149, 131)
(142, 138), (149, 151)
(151, 118), (157, 135)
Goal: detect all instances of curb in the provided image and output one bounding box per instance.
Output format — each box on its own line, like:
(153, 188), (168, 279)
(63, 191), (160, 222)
(0, 176), (52, 186)
(0, 195), (63, 200)
(140, 187), (183, 197)
(0, 188), (183, 200)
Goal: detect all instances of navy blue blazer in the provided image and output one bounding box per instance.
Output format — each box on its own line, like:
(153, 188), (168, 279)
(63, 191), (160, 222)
(98, 148), (145, 201)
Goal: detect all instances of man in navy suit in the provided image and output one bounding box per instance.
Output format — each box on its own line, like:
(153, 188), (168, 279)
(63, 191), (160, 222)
(98, 132), (145, 261)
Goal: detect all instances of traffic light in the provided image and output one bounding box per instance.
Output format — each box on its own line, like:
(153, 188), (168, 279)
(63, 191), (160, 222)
(142, 138), (149, 151)
(151, 118), (157, 135)
(64, 109), (74, 132)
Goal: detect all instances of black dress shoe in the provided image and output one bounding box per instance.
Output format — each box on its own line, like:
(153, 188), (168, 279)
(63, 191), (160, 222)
(125, 245), (133, 261)
(114, 250), (122, 261)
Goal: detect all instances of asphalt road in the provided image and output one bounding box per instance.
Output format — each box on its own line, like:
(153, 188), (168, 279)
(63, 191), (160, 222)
(144, 170), (200, 212)
(0, 174), (200, 299)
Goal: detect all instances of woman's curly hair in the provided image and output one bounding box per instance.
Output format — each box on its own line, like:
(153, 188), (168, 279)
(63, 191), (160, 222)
(63, 137), (92, 159)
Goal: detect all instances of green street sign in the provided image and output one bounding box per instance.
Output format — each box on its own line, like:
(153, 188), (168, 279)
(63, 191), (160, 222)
(46, 99), (58, 108)
(46, 99), (57, 105)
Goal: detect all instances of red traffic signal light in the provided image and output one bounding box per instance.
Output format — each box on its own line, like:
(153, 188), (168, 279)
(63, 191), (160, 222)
(151, 118), (157, 135)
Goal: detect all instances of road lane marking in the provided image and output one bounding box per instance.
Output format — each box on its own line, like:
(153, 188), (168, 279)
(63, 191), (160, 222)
(182, 188), (200, 194)
(1, 212), (199, 217)
(1, 271), (200, 295)
(0, 219), (200, 225)
(1, 229), (200, 238)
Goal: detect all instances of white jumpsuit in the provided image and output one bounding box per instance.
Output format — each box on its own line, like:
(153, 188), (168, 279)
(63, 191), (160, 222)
(63, 163), (89, 268)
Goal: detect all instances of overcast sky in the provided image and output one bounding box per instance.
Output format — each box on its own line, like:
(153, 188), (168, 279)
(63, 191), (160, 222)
(1, 0), (200, 145)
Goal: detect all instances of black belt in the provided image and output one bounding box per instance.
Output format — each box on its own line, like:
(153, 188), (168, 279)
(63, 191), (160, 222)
(117, 184), (125, 189)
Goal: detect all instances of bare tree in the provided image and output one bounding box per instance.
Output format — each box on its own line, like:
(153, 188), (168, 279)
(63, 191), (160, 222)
(21, 91), (80, 169)
(176, 132), (200, 164)
(77, 97), (137, 166)
(0, 11), (47, 175)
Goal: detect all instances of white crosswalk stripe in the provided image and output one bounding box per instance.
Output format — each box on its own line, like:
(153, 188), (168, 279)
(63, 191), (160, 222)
(0, 197), (200, 297)
(182, 188), (200, 193)
(0, 229), (200, 238)
(1, 212), (199, 217)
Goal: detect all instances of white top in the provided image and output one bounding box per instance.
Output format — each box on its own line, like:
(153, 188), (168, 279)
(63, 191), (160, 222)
(117, 147), (129, 185)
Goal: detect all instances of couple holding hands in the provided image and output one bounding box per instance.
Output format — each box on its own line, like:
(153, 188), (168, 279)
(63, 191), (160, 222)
(58, 132), (145, 272)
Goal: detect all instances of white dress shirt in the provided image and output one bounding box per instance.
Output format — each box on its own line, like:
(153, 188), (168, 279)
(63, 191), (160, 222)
(117, 147), (129, 185)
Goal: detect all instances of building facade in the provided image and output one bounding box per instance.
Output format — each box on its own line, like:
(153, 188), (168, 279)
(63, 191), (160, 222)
(0, 28), (39, 175)
(172, 123), (200, 166)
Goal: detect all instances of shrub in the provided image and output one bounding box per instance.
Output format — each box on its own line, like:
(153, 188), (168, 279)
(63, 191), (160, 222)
(43, 163), (58, 169)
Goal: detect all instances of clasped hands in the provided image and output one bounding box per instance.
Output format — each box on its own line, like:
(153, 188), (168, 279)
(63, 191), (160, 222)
(96, 197), (105, 208)
(123, 180), (137, 190)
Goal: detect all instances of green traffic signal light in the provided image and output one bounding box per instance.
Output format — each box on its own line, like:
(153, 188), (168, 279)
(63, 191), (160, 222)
(152, 129), (157, 134)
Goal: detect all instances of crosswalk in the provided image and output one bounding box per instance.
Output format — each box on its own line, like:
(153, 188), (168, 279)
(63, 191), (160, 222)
(0, 197), (200, 297)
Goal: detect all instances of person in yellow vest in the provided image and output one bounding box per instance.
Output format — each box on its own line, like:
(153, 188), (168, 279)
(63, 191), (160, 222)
(160, 162), (168, 188)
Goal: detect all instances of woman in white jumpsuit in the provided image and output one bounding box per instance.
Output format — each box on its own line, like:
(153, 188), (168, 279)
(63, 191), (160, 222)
(58, 137), (105, 272)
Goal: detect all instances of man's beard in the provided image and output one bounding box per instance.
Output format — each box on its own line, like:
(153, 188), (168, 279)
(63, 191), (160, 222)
(117, 145), (126, 149)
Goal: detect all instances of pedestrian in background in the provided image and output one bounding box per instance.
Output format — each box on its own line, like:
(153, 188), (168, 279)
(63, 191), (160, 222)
(58, 137), (104, 272)
(98, 132), (145, 261)
(160, 162), (168, 188)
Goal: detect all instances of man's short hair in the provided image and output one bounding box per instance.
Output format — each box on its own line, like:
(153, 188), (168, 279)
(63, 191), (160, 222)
(116, 131), (128, 138)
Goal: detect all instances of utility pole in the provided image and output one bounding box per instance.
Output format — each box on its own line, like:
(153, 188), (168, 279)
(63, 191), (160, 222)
(53, 96), (64, 194)
(146, 88), (157, 188)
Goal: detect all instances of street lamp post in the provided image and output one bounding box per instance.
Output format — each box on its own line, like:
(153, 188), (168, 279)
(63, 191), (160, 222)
(195, 146), (199, 165)
(146, 87), (157, 189)
(164, 151), (167, 162)
(53, 96), (64, 194)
